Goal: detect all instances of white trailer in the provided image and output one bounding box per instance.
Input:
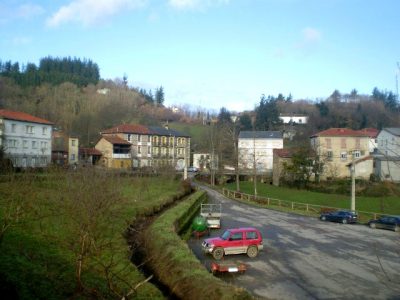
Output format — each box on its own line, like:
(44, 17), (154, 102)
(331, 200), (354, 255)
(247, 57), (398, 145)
(200, 204), (222, 229)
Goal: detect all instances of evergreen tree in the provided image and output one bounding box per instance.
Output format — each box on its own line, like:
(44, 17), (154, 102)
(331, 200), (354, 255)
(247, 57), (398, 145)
(155, 86), (165, 106)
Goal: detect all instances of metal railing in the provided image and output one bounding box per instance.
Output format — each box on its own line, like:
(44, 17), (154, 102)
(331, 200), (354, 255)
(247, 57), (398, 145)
(222, 188), (385, 222)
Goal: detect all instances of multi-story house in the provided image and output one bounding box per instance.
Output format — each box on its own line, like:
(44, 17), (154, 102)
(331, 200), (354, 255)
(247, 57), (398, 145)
(98, 123), (190, 169)
(374, 128), (400, 182)
(193, 153), (211, 170)
(0, 109), (53, 168)
(238, 131), (283, 176)
(279, 114), (308, 125)
(310, 128), (372, 179)
(52, 130), (79, 166)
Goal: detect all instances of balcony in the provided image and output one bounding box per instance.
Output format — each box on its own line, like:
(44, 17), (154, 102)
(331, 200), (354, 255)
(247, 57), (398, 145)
(112, 153), (131, 159)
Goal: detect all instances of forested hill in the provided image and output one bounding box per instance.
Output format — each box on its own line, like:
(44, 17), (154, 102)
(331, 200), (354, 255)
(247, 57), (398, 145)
(0, 57), (185, 148)
(0, 57), (100, 87)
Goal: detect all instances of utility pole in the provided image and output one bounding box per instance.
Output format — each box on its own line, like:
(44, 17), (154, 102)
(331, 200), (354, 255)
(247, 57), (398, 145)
(351, 152), (356, 211)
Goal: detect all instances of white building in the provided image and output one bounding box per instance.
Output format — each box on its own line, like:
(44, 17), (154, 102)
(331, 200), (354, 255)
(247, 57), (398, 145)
(375, 128), (400, 182)
(279, 114), (308, 125)
(238, 131), (283, 175)
(193, 153), (211, 170)
(0, 109), (53, 168)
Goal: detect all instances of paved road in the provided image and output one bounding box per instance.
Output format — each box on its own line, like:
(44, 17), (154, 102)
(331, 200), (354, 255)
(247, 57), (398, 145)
(188, 185), (400, 300)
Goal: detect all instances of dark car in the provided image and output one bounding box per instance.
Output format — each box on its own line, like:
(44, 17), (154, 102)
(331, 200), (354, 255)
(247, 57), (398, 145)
(320, 210), (358, 224)
(368, 215), (400, 232)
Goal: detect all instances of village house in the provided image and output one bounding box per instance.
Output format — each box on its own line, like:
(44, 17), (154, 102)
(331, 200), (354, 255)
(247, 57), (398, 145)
(0, 109), (53, 168)
(97, 123), (190, 169)
(238, 131), (283, 176)
(374, 128), (400, 182)
(95, 135), (132, 169)
(279, 113), (308, 125)
(192, 153), (211, 170)
(310, 128), (372, 180)
(51, 130), (79, 166)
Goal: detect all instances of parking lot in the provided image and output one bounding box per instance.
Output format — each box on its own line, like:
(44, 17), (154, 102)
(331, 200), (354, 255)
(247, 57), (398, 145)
(188, 185), (400, 300)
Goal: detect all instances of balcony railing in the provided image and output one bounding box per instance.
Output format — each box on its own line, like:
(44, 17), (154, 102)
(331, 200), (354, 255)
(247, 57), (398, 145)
(112, 153), (131, 159)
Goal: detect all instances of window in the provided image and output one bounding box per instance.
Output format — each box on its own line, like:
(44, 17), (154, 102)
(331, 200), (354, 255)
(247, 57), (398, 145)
(23, 140), (28, 148)
(327, 150), (333, 161)
(32, 141), (37, 149)
(25, 125), (34, 134)
(8, 139), (17, 148)
(42, 127), (47, 135)
(230, 232), (243, 241)
(326, 138), (331, 148)
(138, 135), (141, 142)
(340, 151), (347, 161)
(127, 134), (132, 142)
(71, 154), (76, 161)
(138, 146), (141, 154)
(246, 231), (258, 240)
(11, 124), (16, 133)
(148, 147), (151, 154)
(355, 138), (360, 149)
(341, 138), (346, 149)
(71, 139), (76, 146)
(353, 150), (361, 158)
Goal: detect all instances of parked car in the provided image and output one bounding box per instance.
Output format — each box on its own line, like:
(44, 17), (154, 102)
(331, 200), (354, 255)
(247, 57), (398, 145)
(368, 215), (400, 232)
(202, 227), (263, 260)
(187, 166), (198, 172)
(319, 210), (358, 224)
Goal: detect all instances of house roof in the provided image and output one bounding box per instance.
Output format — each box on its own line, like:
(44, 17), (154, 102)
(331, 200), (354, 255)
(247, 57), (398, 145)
(359, 128), (379, 138)
(148, 126), (190, 137)
(100, 124), (189, 137)
(102, 136), (132, 145)
(239, 131), (283, 139)
(0, 109), (53, 125)
(310, 128), (369, 138)
(101, 124), (150, 134)
(273, 149), (293, 158)
(80, 147), (102, 156)
(381, 128), (400, 137)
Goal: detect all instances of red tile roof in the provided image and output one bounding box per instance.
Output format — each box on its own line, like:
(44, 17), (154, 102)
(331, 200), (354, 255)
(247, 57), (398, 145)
(358, 128), (379, 138)
(273, 149), (293, 158)
(0, 109), (53, 125)
(80, 147), (102, 156)
(102, 136), (132, 145)
(101, 124), (150, 134)
(311, 128), (369, 138)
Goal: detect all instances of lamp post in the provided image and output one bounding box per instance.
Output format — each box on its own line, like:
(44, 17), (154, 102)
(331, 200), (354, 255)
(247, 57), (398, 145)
(351, 153), (356, 211)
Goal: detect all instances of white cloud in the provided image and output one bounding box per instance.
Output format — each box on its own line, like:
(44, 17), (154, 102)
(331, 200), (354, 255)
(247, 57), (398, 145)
(17, 4), (45, 19)
(302, 27), (321, 43)
(168, 0), (230, 10)
(47, 0), (146, 27)
(295, 27), (322, 50)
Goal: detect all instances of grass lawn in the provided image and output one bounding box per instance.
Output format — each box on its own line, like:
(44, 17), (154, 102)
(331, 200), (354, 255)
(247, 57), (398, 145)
(0, 170), (183, 299)
(225, 181), (400, 215)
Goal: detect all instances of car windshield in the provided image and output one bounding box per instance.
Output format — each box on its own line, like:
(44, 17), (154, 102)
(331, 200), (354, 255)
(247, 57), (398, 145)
(221, 230), (231, 240)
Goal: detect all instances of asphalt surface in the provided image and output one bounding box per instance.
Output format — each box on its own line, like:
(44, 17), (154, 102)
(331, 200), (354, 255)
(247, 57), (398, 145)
(188, 184), (400, 300)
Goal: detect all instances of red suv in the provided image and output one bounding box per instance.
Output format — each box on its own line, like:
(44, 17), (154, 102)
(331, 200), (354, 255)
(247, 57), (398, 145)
(202, 227), (263, 260)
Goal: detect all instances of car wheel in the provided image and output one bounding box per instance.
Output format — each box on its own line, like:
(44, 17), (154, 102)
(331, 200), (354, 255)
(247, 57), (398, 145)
(342, 218), (348, 224)
(247, 245), (258, 258)
(369, 223), (376, 229)
(321, 216), (327, 221)
(394, 225), (400, 232)
(212, 247), (224, 260)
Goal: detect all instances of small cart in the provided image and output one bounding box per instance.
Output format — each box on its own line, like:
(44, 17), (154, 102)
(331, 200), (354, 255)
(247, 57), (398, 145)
(210, 261), (247, 275)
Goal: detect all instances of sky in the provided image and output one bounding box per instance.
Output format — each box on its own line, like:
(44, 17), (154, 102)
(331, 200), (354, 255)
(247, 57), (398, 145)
(1, 0), (400, 112)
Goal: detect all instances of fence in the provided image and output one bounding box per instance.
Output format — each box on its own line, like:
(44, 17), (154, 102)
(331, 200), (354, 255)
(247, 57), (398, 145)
(222, 188), (385, 223)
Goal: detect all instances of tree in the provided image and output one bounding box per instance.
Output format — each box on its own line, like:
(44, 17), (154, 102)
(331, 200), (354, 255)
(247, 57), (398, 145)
(155, 86), (165, 106)
(239, 114), (252, 130)
(254, 95), (281, 130)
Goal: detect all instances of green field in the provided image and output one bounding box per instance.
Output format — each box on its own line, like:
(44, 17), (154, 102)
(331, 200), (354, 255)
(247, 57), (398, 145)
(0, 170), (184, 299)
(225, 181), (400, 215)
